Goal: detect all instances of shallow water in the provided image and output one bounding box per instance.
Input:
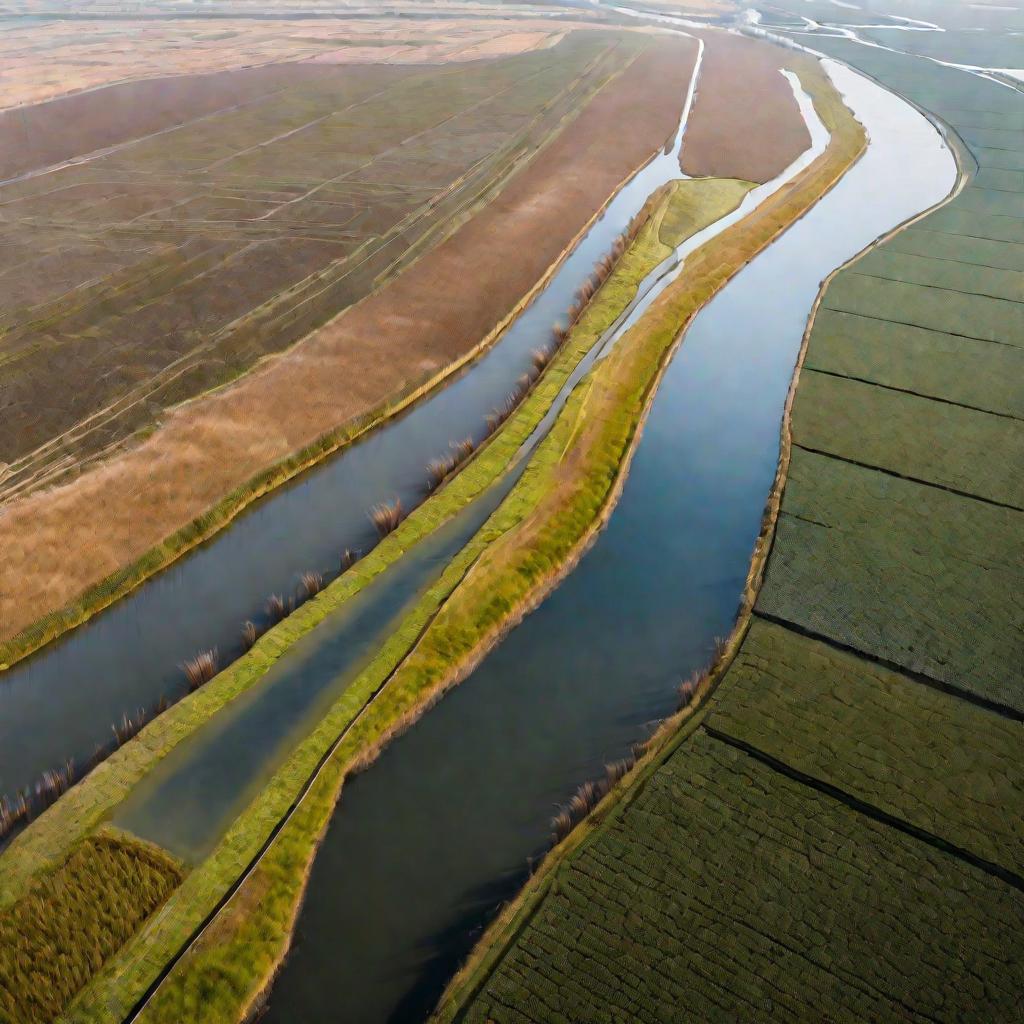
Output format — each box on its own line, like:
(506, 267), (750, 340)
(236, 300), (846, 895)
(0, 48), (704, 809)
(257, 62), (957, 1024)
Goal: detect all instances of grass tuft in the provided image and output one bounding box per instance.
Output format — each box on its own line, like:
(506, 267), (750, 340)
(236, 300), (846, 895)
(370, 498), (404, 537)
(299, 571), (323, 600)
(182, 649), (219, 691)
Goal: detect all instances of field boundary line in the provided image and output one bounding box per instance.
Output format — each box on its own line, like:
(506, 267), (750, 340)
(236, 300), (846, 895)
(702, 725), (1024, 891)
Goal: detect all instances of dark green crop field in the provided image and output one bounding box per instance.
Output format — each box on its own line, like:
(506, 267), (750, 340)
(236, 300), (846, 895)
(757, 450), (1023, 711)
(804, 309), (1024, 417)
(709, 619), (1024, 877)
(0, 33), (622, 494)
(440, 20), (1024, 1024)
(791, 371), (1024, 508)
(456, 731), (1024, 1024)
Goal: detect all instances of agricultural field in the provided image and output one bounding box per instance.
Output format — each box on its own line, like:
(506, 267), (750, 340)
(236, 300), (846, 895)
(0, 31), (619, 494)
(4, 0), (1021, 1022)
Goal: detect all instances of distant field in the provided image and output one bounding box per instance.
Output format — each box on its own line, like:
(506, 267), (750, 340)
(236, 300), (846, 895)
(0, 33), (618, 495)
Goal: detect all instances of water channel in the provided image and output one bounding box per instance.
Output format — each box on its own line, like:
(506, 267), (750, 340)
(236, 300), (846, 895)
(254, 60), (957, 1024)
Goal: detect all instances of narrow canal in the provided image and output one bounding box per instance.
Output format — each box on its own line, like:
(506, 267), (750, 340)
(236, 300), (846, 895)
(257, 61), (957, 1024)
(0, 45), (706, 809)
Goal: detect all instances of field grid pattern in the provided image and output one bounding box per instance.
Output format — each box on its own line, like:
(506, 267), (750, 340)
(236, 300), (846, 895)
(0, 33), (622, 495)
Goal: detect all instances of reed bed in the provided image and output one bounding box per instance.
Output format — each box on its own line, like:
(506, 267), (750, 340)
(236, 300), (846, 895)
(370, 498), (404, 537)
(300, 570), (323, 600)
(550, 754), (636, 843)
(182, 648), (219, 691)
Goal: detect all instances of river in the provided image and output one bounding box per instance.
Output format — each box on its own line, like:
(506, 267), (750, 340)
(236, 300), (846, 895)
(255, 59), (957, 1024)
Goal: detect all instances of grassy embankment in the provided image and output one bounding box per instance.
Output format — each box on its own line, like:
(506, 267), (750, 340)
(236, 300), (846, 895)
(0, 158), (725, 1024)
(0, 31), (639, 671)
(73, 174), (755, 1024)
(435, 29), (1024, 1024)
(128, 56), (862, 1024)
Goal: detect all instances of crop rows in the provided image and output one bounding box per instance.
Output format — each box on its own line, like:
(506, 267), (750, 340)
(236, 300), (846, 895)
(791, 369), (1024, 508)
(460, 731), (1024, 1024)
(757, 450), (1024, 709)
(707, 619), (1024, 876)
(0, 32), (620, 488)
(0, 832), (183, 1024)
(804, 308), (1024, 418)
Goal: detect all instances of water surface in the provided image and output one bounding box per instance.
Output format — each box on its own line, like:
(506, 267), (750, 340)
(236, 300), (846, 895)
(259, 61), (957, 1024)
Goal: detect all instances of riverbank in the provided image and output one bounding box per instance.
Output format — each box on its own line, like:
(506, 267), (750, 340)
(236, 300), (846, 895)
(127, 55), (864, 1024)
(433, 24), (1024, 1024)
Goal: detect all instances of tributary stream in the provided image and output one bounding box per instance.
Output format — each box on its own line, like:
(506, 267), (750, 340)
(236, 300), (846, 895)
(253, 61), (957, 1024)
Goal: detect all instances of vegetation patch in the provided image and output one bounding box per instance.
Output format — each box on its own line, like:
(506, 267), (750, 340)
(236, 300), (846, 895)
(757, 449), (1024, 709)
(0, 830), (183, 1024)
(804, 308), (1024, 419)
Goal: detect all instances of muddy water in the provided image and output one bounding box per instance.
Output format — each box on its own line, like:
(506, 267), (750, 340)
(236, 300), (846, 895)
(257, 63), (956, 1024)
(0, 51), (704, 810)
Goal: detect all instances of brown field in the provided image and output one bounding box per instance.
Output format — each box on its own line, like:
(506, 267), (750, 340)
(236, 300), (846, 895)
(0, 14), (585, 111)
(0, 30), (626, 496)
(0, 32), (697, 644)
(681, 31), (812, 182)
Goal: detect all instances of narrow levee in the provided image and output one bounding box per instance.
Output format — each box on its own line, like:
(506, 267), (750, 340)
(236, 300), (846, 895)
(257, 62), (956, 1024)
(0, 43), (703, 820)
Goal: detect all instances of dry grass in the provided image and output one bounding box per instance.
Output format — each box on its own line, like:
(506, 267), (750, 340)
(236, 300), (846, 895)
(299, 571), (323, 600)
(182, 649), (219, 691)
(370, 499), (404, 538)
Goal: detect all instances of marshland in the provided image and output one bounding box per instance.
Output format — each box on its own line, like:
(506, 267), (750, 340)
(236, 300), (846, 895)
(0, 49), (697, 838)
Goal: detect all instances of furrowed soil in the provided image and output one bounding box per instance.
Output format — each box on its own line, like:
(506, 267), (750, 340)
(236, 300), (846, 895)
(680, 32), (811, 182)
(0, 31), (697, 648)
(0, 31), (618, 493)
(435, 17), (1024, 1024)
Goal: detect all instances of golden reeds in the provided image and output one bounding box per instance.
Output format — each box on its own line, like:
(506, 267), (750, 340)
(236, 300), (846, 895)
(370, 498), (404, 537)
(182, 648), (218, 691)
(267, 593), (286, 623)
